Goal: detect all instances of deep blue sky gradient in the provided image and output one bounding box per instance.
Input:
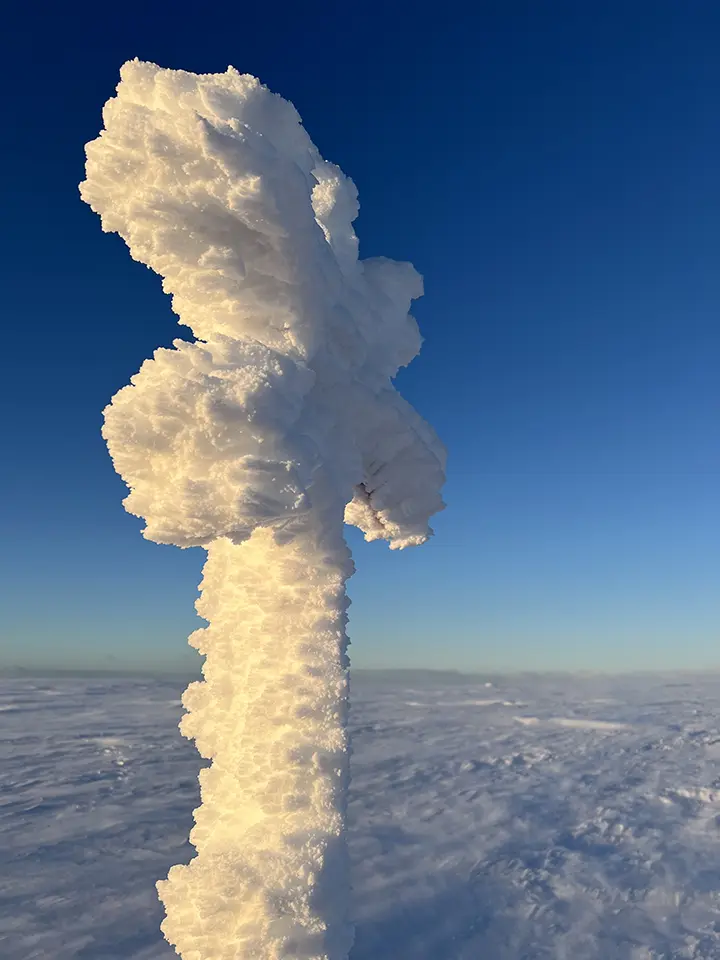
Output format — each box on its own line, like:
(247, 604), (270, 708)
(2, 1), (719, 671)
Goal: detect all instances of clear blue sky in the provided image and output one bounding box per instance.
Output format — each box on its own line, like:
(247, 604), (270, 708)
(2, 2), (719, 673)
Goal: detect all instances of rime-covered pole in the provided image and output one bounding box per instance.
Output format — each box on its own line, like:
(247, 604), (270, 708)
(162, 525), (354, 957)
(81, 61), (445, 959)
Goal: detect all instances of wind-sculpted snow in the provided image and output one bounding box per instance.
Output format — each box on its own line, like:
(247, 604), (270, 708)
(80, 60), (445, 551)
(80, 60), (445, 959)
(4, 673), (720, 960)
(159, 530), (355, 959)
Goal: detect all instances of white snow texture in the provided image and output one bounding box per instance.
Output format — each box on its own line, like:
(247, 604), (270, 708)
(80, 61), (445, 960)
(7, 673), (720, 960)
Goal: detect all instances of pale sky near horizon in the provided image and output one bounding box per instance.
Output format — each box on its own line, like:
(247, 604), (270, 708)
(2, 1), (719, 673)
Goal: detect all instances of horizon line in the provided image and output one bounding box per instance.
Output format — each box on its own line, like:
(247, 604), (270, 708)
(2, 665), (720, 680)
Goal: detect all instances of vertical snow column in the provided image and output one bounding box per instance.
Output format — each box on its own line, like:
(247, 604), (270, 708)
(161, 521), (354, 958)
(81, 59), (445, 960)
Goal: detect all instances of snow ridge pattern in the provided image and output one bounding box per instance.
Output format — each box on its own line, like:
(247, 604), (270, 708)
(80, 61), (445, 959)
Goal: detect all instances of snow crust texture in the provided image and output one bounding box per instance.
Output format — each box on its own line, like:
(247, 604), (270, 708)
(5, 673), (720, 960)
(80, 61), (445, 960)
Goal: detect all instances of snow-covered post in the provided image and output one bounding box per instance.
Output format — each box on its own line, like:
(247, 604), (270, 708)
(81, 61), (445, 960)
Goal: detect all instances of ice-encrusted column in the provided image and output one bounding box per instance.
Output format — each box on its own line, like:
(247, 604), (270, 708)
(158, 521), (355, 959)
(80, 59), (446, 960)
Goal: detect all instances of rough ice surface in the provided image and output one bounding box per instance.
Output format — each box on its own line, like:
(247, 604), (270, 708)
(80, 61), (445, 959)
(81, 59), (445, 552)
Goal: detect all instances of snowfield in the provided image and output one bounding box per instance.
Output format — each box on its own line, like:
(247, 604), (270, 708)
(2, 671), (720, 959)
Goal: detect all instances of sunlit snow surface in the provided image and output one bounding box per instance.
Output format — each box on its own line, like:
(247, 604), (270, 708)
(3, 672), (720, 959)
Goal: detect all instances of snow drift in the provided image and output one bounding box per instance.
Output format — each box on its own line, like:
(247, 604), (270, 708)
(80, 60), (445, 960)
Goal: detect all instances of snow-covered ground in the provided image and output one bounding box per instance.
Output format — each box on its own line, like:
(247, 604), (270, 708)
(2, 671), (720, 959)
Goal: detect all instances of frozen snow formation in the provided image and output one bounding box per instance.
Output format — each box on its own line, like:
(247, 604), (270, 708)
(80, 60), (445, 960)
